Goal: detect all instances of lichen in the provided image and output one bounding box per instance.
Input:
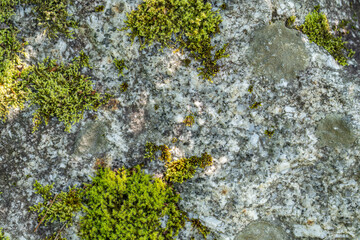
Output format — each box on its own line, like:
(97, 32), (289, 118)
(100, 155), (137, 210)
(299, 6), (355, 66)
(121, 0), (228, 82)
(315, 114), (356, 148)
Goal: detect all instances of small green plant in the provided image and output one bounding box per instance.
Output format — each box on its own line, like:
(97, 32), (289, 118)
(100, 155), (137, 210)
(29, 180), (83, 235)
(286, 15), (296, 27)
(94, 5), (105, 12)
(0, 0), (19, 23)
(144, 142), (213, 183)
(0, 27), (30, 121)
(299, 6), (355, 66)
(24, 51), (111, 132)
(249, 102), (261, 109)
(0, 227), (10, 240)
(121, 0), (228, 82)
(113, 58), (127, 76)
(80, 166), (186, 239)
(165, 152), (213, 183)
(119, 82), (128, 92)
(183, 114), (195, 127)
(264, 129), (275, 138)
(21, 0), (78, 39)
(189, 218), (210, 239)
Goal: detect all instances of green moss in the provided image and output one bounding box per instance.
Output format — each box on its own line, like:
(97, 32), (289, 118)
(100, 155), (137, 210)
(94, 5), (105, 12)
(285, 15), (296, 27)
(29, 180), (83, 231)
(24, 51), (111, 132)
(264, 129), (275, 138)
(121, 0), (228, 82)
(165, 152), (213, 183)
(0, 27), (29, 121)
(190, 218), (210, 239)
(247, 85), (253, 93)
(119, 82), (128, 92)
(144, 142), (213, 183)
(183, 114), (195, 127)
(0, 0), (19, 23)
(80, 166), (186, 239)
(21, 0), (78, 39)
(113, 58), (127, 76)
(299, 7), (355, 66)
(0, 228), (10, 240)
(249, 102), (261, 109)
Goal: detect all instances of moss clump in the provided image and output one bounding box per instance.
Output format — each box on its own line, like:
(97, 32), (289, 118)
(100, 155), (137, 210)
(21, 0), (78, 39)
(119, 82), (128, 92)
(0, 27), (29, 121)
(249, 102), (261, 109)
(165, 152), (213, 183)
(80, 166), (186, 240)
(113, 58), (127, 76)
(121, 0), (228, 82)
(29, 180), (83, 237)
(183, 114), (195, 127)
(299, 7), (355, 66)
(24, 51), (111, 132)
(0, 0), (19, 23)
(264, 129), (275, 138)
(190, 218), (210, 239)
(94, 5), (105, 12)
(144, 142), (213, 183)
(0, 228), (10, 240)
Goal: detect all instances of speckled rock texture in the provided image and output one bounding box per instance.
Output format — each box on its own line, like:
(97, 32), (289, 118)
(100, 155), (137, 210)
(1, 0), (360, 239)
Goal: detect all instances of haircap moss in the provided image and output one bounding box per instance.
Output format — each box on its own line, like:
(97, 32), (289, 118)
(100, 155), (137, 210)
(299, 6), (355, 66)
(0, 27), (29, 121)
(121, 0), (228, 82)
(315, 114), (357, 149)
(24, 51), (111, 132)
(21, 0), (78, 39)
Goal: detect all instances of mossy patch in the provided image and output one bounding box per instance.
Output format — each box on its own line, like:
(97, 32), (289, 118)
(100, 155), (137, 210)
(299, 7), (355, 66)
(24, 51), (111, 132)
(315, 114), (357, 149)
(121, 0), (228, 82)
(80, 166), (186, 239)
(0, 227), (10, 240)
(0, 0), (19, 23)
(0, 27), (29, 121)
(22, 0), (78, 39)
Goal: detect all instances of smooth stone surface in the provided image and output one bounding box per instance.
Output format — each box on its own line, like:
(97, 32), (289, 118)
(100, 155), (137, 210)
(248, 21), (309, 82)
(235, 221), (289, 240)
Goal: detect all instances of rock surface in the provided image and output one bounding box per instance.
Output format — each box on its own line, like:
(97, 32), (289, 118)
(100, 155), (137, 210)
(1, 0), (360, 239)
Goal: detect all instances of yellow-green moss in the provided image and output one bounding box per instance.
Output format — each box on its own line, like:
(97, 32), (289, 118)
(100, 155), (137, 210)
(113, 58), (127, 76)
(0, 228), (10, 240)
(21, 0), (78, 39)
(249, 102), (261, 109)
(94, 5), (105, 12)
(183, 114), (195, 127)
(121, 0), (228, 82)
(299, 6), (355, 66)
(0, 27), (29, 121)
(24, 51), (111, 132)
(0, 0), (19, 23)
(80, 166), (186, 239)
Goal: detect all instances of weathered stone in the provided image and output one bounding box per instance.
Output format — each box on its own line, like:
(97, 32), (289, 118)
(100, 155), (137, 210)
(235, 221), (289, 240)
(315, 114), (357, 148)
(248, 21), (309, 82)
(74, 121), (109, 155)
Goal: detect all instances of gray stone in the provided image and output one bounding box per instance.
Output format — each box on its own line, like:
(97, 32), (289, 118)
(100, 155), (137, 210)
(235, 221), (289, 240)
(315, 114), (357, 148)
(74, 121), (109, 155)
(248, 21), (309, 82)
